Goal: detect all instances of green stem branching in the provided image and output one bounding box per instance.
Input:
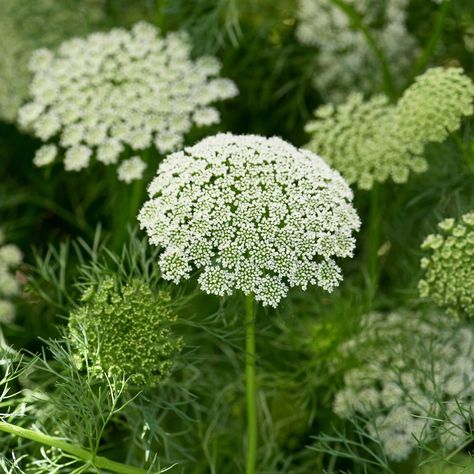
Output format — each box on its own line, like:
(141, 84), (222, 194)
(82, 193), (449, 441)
(0, 421), (151, 474)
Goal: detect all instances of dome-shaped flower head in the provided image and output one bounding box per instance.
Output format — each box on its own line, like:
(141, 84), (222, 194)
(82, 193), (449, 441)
(333, 310), (474, 461)
(305, 67), (474, 190)
(69, 277), (183, 387)
(0, 230), (23, 324)
(397, 67), (474, 153)
(18, 22), (238, 182)
(295, 0), (417, 101)
(139, 133), (360, 307)
(418, 212), (474, 318)
(305, 94), (428, 190)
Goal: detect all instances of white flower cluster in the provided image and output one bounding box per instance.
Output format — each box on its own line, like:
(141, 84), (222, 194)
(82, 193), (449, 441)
(139, 133), (360, 307)
(295, 0), (417, 101)
(305, 67), (474, 189)
(334, 311), (474, 461)
(0, 230), (23, 324)
(19, 22), (238, 182)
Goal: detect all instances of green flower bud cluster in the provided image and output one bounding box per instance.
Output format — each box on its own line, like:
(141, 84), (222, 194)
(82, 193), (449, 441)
(418, 212), (474, 318)
(0, 0), (102, 122)
(69, 277), (183, 387)
(305, 67), (474, 190)
(334, 310), (474, 462)
(0, 230), (23, 324)
(397, 67), (474, 153)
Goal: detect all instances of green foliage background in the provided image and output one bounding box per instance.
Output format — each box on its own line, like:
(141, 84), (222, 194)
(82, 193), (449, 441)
(0, 0), (473, 472)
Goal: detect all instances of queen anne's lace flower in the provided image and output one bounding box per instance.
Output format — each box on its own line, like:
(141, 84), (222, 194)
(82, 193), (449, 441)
(19, 22), (238, 180)
(0, 230), (23, 324)
(333, 311), (474, 461)
(69, 277), (183, 387)
(139, 133), (360, 307)
(0, 0), (102, 122)
(397, 67), (474, 153)
(305, 67), (474, 189)
(418, 212), (474, 318)
(295, 0), (417, 101)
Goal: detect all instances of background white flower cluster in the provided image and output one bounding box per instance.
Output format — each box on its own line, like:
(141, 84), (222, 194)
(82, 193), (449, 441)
(305, 67), (474, 189)
(295, 0), (417, 101)
(19, 21), (238, 183)
(139, 133), (360, 307)
(0, 230), (23, 324)
(334, 311), (474, 462)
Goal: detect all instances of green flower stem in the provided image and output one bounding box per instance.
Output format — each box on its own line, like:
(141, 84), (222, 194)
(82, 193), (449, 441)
(111, 174), (145, 251)
(0, 421), (150, 474)
(406, 0), (451, 87)
(368, 184), (381, 304)
(245, 294), (257, 474)
(329, 0), (396, 100)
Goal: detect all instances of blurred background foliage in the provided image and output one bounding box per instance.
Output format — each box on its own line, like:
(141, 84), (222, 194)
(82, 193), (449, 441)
(0, 0), (474, 472)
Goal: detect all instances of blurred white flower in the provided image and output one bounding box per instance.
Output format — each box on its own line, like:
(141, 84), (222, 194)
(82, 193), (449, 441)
(334, 310), (474, 461)
(19, 21), (238, 181)
(117, 156), (147, 183)
(296, 0), (417, 100)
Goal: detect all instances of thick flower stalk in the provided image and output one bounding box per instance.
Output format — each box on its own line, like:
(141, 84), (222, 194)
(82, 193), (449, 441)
(18, 22), (238, 183)
(305, 67), (474, 190)
(0, 230), (23, 324)
(69, 277), (183, 387)
(295, 0), (417, 101)
(418, 212), (474, 318)
(333, 310), (474, 462)
(139, 133), (359, 474)
(0, 0), (102, 122)
(139, 133), (360, 307)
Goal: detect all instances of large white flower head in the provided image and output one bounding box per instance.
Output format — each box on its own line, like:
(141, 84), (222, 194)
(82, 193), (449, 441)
(295, 0), (417, 101)
(419, 212), (474, 318)
(333, 310), (474, 462)
(0, 230), (23, 324)
(18, 22), (238, 182)
(139, 133), (360, 307)
(305, 67), (474, 190)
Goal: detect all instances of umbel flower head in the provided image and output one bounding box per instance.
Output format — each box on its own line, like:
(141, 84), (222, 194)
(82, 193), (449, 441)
(333, 310), (474, 462)
(69, 277), (183, 387)
(397, 67), (474, 153)
(0, 230), (23, 324)
(18, 21), (238, 182)
(418, 212), (474, 318)
(0, 0), (102, 122)
(305, 67), (474, 190)
(295, 0), (417, 102)
(139, 133), (360, 307)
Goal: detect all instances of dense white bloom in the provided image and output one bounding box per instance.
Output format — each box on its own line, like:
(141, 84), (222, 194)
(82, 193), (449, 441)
(139, 133), (360, 307)
(19, 22), (238, 181)
(334, 311), (474, 461)
(296, 0), (417, 101)
(117, 157), (147, 183)
(0, 233), (23, 324)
